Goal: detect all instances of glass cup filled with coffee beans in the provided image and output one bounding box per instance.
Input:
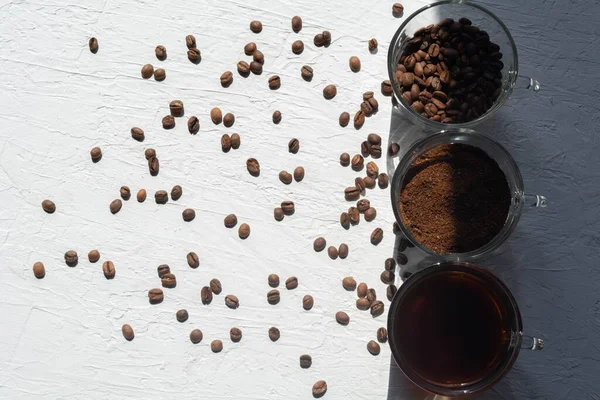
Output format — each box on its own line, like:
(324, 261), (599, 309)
(387, 0), (540, 129)
(390, 129), (547, 260)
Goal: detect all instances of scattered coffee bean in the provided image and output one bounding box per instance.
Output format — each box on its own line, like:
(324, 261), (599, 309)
(313, 33), (325, 47)
(148, 288), (164, 304)
(231, 133), (241, 149)
(294, 166), (305, 182)
(41, 199), (56, 214)
(367, 340), (381, 355)
(90, 146), (102, 163)
(357, 199), (370, 213)
(354, 110), (366, 129)
(339, 112), (350, 127)
(357, 298), (371, 310)
(253, 50), (264, 63)
(357, 282), (368, 298)
(348, 207), (360, 224)
(141, 64), (154, 79)
(168, 185), (182, 202)
(250, 61), (263, 75)
(210, 278), (222, 295)
(351, 154), (364, 171)
(364, 207), (377, 222)
(322, 30), (332, 45)
(133, 189), (145, 203)
(182, 208), (195, 222)
(340, 212), (350, 230)
(272, 110), (282, 124)
(377, 327), (388, 343)
(162, 116), (175, 130)
(88, 37), (99, 53)
(367, 133), (381, 145)
(312, 380), (327, 398)
(289, 138), (300, 154)
(364, 176), (376, 189)
(381, 80), (393, 96)
(349, 56), (361, 72)
(122, 324), (134, 341)
(300, 354), (312, 369)
(327, 246), (338, 260)
(238, 223), (250, 239)
(369, 38), (378, 53)
(144, 148), (156, 160)
(220, 71), (233, 87)
(187, 48), (201, 63)
(237, 60), (250, 77)
(340, 153), (350, 166)
(169, 100), (184, 117)
(281, 201), (295, 216)
(388, 143), (400, 156)
(402, 271), (412, 280)
(131, 127), (145, 141)
(246, 158), (260, 177)
(268, 274), (280, 287)
(361, 141), (372, 157)
(292, 16), (302, 32)
(244, 42), (256, 55)
(148, 157), (160, 176)
(345, 187), (360, 201)
(378, 173), (389, 189)
(109, 199), (122, 214)
(371, 145), (382, 159)
(155, 45), (167, 60)
(221, 134), (232, 152)
(323, 84), (337, 99)
(157, 264), (170, 278)
(286, 276), (298, 290)
(155, 190), (168, 204)
(269, 327), (280, 342)
(187, 252), (199, 268)
(292, 40), (304, 54)
(371, 301), (385, 317)
(102, 261), (115, 279)
(313, 237), (326, 252)
(392, 3), (404, 17)
(385, 258), (396, 271)
(342, 277), (356, 291)
(185, 34), (196, 49)
(250, 20), (262, 33)
(186, 116), (199, 134)
(88, 250), (100, 263)
(154, 68), (166, 81)
(267, 289), (280, 305)
(367, 288), (377, 305)
(210, 107), (223, 125)
(190, 329), (203, 344)
(301, 65), (313, 81)
(161, 273), (176, 288)
(224, 214), (238, 228)
(268, 75), (281, 90)
(335, 311), (350, 325)
(230, 327), (242, 342)
(380, 270), (395, 284)
(201, 286), (213, 305)
(176, 309), (189, 323)
(371, 228), (383, 245)
(279, 170), (292, 184)
(366, 162), (379, 178)
(211, 339), (223, 353)
(398, 237), (409, 252)
(32, 262), (45, 279)
(303, 295), (314, 310)
(397, 253), (408, 265)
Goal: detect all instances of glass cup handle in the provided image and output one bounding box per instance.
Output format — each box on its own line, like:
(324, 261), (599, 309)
(523, 194), (547, 208)
(521, 335), (545, 351)
(517, 74), (541, 92)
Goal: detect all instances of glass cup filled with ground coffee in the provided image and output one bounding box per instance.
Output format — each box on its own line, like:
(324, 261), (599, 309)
(387, 0), (540, 130)
(388, 261), (544, 397)
(391, 129), (546, 260)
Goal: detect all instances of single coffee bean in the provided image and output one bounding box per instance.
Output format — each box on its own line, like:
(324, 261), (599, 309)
(312, 380), (327, 398)
(157, 264), (170, 278)
(361, 141), (371, 157)
(250, 61), (263, 75)
(231, 133), (241, 149)
(342, 277), (356, 291)
(367, 133), (381, 145)
(237, 60), (250, 76)
(380, 270), (395, 284)
(364, 176), (376, 189)
(272, 110), (282, 124)
(367, 288), (377, 304)
(88, 250), (100, 263)
(187, 116), (200, 134)
(357, 199), (370, 213)
(377, 327), (388, 343)
(303, 294), (314, 310)
(323, 84), (337, 99)
(281, 200), (295, 216)
(349, 56), (361, 72)
(220, 71), (233, 87)
(159, 272), (176, 288)
(301, 65), (313, 81)
(131, 127), (145, 141)
(313, 33), (325, 47)
(187, 48), (201, 63)
(279, 170), (292, 184)
(154, 190), (168, 205)
(244, 42), (256, 55)
(351, 154), (364, 171)
(210, 107), (223, 125)
(176, 309), (189, 322)
(369, 38), (378, 53)
(371, 228), (383, 245)
(292, 40), (304, 54)
(322, 30), (332, 45)
(250, 20), (262, 33)
(336, 311), (350, 325)
(169, 185), (182, 201)
(354, 110), (366, 129)
(185, 34), (196, 49)
(364, 90), (374, 98)
(371, 300), (385, 317)
(377, 173), (389, 189)
(230, 327), (242, 342)
(32, 261), (45, 279)
(392, 3), (404, 17)
(313, 237), (326, 252)
(293, 166), (305, 182)
(224, 214), (238, 228)
(291, 16), (302, 32)
(162, 115), (175, 130)
(381, 80), (393, 96)
(397, 253), (408, 265)
(267, 289), (280, 305)
(182, 208), (195, 222)
(364, 207), (377, 222)
(210, 339), (223, 353)
(269, 327), (280, 342)
(338, 243), (349, 259)
(246, 158), (260, 177)
(367, 340), (381, 355)
(210, 278), (222, 294)
(102, 261), (116, 279)
(187, 252), (199, 268)
(252, 49), (264, 63)
(300, 354), (312, 369)
(385, 258), (396, 271)
(134, 189), (146, 203)
(88, 37), (99, 54)
(357, 282), (368, 298)
(169, 100), (184, 117)
(122, 324), (134, 341)
(348, 207), (360, 225)
(345, 186), (360, 201)
(327, 246), (338, 260)
(90, 146), (102, 163)
(238, 223), (250, 239)
(201, 286), (213, 305)
(268, 274), (280, 287)
(340, 153), (350, 166)
(357, 298), (371, 310)
(268, 75), (281, 90)
(286, 276), (298, 290)
(288, 138), (299, 154)
(110, 199), (122, 214)
(155, 45), (167, 60)
(221, 134), (232, 152)
(340, 212), (350, 229)
(190, 328), (203, 344)
(148, 288), (164, 304)
(144, 148), (156, 160)
(41, 199), (56, 214)
(154, 68), (166, 81)
(141, 64), (154, 79)
(339, 112), (350, 127)
(366, 161), (379, 178)
(398, 237), (409, 252)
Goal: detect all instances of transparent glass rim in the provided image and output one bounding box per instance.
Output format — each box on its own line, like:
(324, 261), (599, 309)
(386, 0), (520, 129)
(390, 128), (525, 261)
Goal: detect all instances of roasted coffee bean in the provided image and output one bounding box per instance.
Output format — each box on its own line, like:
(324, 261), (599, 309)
(361, 141), (372, 157)
(155, 45), (167, 60)
(338, 243), (349, 259)
(246, 158), (260, 177)
(224, 214), (238, 228)
(209, 107), (222, 125)
(148, 288), (164, 304)
(351, 154), (364, 171)
(157, 264), (170, 278)
(162, 115), (175, 130)
(182, 208), (195, 222)
(335, 311), (350, 325)
(187, 48), (201, 63)
(378, 173), (389, 189)
(364, 207), (377, 222)
(161, 273), (177, 288)
(268, 274), (280, 287)
(272, 110), (282, 124)
(185, 116), (199, 134)
(190, 329), (203, 344)
(210, 340), (223, 353)
(380, 270), (395, 284)
(327, 246), (338, 260)
(288, 138), (300, 154)
(313, 33), (325, 47)
(122, 324), (134, 341)
(403, 270), (413, 280)
(170, 100), (184, 117)
(231, 133), (241, 149)
(294, 166), (305, 182)
(355, 177), (366, 192)
(250, 20), (262, 33)
(144, 148), (156, 160)
(131, 127), (145, 141)
(110, 199), (122, 214)
(301, 65), (313, 81)
(185, 34), (196, 49)
(90, 146), (102, 163)
(268, 75), (281, 90)
(348, 207), (360, 225)
(372, 145), (383, 160)
(210, 278), (222, 295)
(169, 185), (182, 201)
(286, 276), (298, 290)
(339, 112), (350, 127)
(340, 153), (350, 166)
(269, 327), (280, 342)
(220, 71), (233, 87)
(371, 228), (383, 245)
(349, 56), (361, 72)
(176, 309), (189, 322)
(88, 37), (99, 53)
(187, 252), (200, 268)
(377, 327), (388, 343)
(201, 286), (213, 305)
(344, 187), (360, 201)
(230, 327), (242, 342)
(221, 113), (235, 128)
(253, 49), (265, 63)
(292, 40), (304, 54)
(322, 30), (331, 45)
(313, 380), (327, 398)
(313, 237), (326, 252)
(238, 223), (250, 239)
(247, 60), (261, 75)
(148, 158), (160, 176)
(354, 110), (366, 129)
(323, 84), (337, 99)
(369, 38), (378, 53)
(102, 261), (115, 279)
(340, 212), (350, 229)
(385, 258), (396, 271)
(392, 3), (404, 17)
(244, 42), (256, 55)
(371, 300), (385, 317)
(153, 190), (168, 205)
(279, 170), (292, 184)
(267, 289), (280, 305)
(397, 253), (408, 265)
(221, 134), (232, 152)
(357, 199), (370, 213)
(367, 288), (377, 305)
(300, 354), (312, 369)
(291, 15), (303, 32)
(381, 80), (393, 96)
(32, 262), (45, 279)
(364, 176), (376, 189)
(366, 134), (381, 147)
(41, 199), (56, 214)
(357, 282), (368, 298)
(88, 250), (100, 263)
(154, 68), (166, 81)
(342, 277), (356, 291)
(367, 340), (381, 355)
(303, 295), (314, 310)
(357, 297), (371, 310)
(398, 237), (409, 252)
(281, 200), (295, 215)
(141, 64), (154, 79)
(237, 60), (250, 77)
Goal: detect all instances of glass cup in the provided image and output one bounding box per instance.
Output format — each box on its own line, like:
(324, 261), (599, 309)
(390, 129), (547, 261)
(387, 261), (544, 397)
(387, 0), (540, 131)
